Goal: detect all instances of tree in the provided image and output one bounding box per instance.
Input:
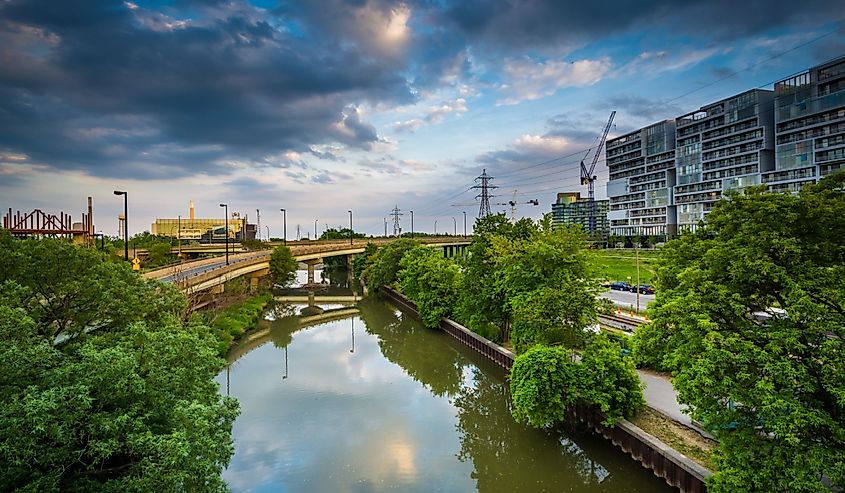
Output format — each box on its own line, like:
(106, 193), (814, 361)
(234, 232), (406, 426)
(488, 220), (607, 342)
(352, 243), (378, 278)
(0, 234), (238, 491)
(510, 286), (596, 355)
(510, 345), (579, 427)
(269, 245), (298, 287)
(363, 238), (420, 292)
(577, 334), (645, 425)
(632, 173), (845, 491)
(398, 246), (462, 329)
(455, 214), (538, 341)
(146, 241), (173, 267)
(319, 228), (365, 241)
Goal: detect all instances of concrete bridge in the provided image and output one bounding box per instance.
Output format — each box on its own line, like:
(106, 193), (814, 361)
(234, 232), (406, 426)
(144, 237), (470, 295)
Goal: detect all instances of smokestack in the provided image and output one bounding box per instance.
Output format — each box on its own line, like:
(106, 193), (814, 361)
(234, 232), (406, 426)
(189, 200), (195, 221)
(88, 196), (93, 246)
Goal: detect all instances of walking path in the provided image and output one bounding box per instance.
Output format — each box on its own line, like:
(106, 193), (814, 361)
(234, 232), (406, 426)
(637, 369), (715, 439)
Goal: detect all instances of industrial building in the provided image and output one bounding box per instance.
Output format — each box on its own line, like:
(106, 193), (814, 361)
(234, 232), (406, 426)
(604, 54), (844, 239)
(550, 192), (609, 241)
(151, 201), (256, 242)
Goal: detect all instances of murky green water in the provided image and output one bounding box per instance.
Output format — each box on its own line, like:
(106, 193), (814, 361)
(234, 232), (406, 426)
(217, 293), (673, 493)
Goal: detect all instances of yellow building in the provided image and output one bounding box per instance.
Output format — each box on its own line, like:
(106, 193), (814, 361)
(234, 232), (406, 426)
(151, 201), (245, 240)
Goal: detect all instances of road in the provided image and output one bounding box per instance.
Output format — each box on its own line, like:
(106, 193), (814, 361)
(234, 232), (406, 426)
(601, 288), (655, 310)
(157, 253), (269, 283)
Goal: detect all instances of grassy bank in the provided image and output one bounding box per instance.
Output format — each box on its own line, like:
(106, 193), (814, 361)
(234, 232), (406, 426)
(591, 250), (658, 284)
(630, 407), (717, 471)
(209, 293), (272, 355)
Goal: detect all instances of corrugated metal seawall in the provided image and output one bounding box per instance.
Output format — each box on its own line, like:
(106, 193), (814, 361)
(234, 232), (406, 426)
(381, 287), (711, 493)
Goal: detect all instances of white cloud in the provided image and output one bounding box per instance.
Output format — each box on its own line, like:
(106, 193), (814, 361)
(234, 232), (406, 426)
(496, 57), (612, 105)
(391, 97), (468, 133)
(620, 48), (722, 75)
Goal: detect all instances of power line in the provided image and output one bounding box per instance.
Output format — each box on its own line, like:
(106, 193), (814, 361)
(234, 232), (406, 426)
(471, 169), (497, 218)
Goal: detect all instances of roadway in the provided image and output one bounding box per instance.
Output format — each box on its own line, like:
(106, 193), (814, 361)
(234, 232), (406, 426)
(601, 288), (655, 310)
(157, 252), (269, 284)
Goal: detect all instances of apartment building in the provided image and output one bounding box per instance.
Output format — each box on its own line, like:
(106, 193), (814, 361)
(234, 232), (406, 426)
(673, 89), (775, 231)
(604, 55), (844, 238)
(550, 192), (609, 240)
(768, 56), (845, 192)
(605, 120), (677, 238)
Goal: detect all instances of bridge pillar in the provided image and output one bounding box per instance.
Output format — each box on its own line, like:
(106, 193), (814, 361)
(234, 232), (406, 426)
(303, 258), (321, 284)
(209, 284), (224, 295)
(249, 268), (270, 293)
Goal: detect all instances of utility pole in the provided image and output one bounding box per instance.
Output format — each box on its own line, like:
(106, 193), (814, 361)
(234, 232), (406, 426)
(463, 211), (467, 236)
(472, 169), (497, 218)
(280, 208), (287, 246)
(452, 216), (456, 236)
(296, 224), (300, 240)
(256, 209), (261, 241)
(410, 211), (414, 238)
(219, 203), (229, 265)
(390, 205), (402, 236)
(383, 217), (387, 237)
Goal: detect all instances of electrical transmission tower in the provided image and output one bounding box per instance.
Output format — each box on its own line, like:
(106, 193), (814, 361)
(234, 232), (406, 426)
(390, 205), (403, 236)
(472, 168), (497, 218)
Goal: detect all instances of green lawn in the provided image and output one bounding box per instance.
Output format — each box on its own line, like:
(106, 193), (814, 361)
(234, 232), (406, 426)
(590, 250), (658, 285)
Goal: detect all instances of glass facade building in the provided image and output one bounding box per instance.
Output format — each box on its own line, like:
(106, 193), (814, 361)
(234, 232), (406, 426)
(550, 192), (609, 241)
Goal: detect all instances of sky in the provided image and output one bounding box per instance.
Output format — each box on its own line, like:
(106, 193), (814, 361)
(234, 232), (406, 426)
(1, 0), (844, 237)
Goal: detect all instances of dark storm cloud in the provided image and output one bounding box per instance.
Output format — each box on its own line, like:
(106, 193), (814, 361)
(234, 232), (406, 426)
(0, 0), (841, 181)
(437, 0), (844, 52)
(0, 0), (413, 178)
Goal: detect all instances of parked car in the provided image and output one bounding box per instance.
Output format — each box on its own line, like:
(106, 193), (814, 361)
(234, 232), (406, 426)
(630, 284), (654, 295)
(609, 281), (632, 291)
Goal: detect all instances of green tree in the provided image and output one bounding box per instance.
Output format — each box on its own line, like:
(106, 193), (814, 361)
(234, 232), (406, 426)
(146, 241), (174, 267)
(319, 228), (365, 241)
(632, 173), (845, 491)
(577, 334), (644, 424)
(363, 238), (420, 292)
(352, 243), (378, 278)
(455, 214), (538, 341)
(0, 234), (238, 492)
(398, 246), (462, 328)
(269, 245), (298, 287)
(0, 232), (186, 343)
(510, 346), (579, 427)
(488, 220), (607, 342)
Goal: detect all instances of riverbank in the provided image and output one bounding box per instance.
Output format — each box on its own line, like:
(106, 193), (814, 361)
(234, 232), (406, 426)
(380, 286), (713, 493)
(208, 293), (273, 355)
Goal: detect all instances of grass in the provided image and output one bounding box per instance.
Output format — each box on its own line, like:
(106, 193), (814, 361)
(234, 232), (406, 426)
(210, 293), (272, 356)
(629, 407), (718, 471)
(590, 249), (659, 285)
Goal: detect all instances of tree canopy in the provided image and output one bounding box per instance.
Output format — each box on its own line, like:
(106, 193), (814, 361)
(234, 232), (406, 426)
(269, 245), (298, 287)
(0, 232), (238, 492)
(631, 172), (845, 491)
(398, 246), (462, 328)
(362, 238), (420, 292)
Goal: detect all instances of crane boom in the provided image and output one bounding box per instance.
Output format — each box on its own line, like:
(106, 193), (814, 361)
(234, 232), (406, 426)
(577, 111), (616, 243)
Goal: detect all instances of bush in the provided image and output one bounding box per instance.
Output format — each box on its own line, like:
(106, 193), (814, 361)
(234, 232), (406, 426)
(269, 246), (298, 287)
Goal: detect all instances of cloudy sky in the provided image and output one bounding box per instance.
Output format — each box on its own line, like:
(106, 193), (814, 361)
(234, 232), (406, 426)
(1, 0), (844, 237)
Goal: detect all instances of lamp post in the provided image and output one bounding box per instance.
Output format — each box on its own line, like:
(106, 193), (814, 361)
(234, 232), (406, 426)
(314, 219), (318, 240)
(265, 225), (270, 241)
(434, 220), (438, 235)
(463, 211), (467, 237)
(348, 210), (353, 245)
(113, 190), (128, 261)
(280, 208), (287, 246)
(219, 203), (229, 265)
(410, 210), (414, 238)
(635, 241), (641, 313)
(178, 215), (182, 257)
(452, 216), (457, 236)
(383, 217), (387, 237)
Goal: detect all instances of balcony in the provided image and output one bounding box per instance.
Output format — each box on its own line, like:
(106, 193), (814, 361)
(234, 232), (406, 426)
(777, 90), (845, 122)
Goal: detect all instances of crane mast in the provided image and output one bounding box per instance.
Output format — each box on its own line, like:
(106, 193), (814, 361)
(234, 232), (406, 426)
(580, 111), (616, 238)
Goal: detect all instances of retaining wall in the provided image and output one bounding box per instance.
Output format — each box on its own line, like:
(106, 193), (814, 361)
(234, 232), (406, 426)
(381, 286), (711, 493)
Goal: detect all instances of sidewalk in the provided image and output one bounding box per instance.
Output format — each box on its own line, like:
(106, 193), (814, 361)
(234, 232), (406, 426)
(637, 369), (715, 439)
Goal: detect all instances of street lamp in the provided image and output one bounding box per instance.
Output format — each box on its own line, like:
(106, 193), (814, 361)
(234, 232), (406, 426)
(463, 211), (467, 236)
(348, 210), (353, 245)
(314, 219), (318, 240)
(280, 208), (287, 246)
(178, 214), (182, 257)
(219, 203), (229, 265)
(410, 210), (414, 238)
(113, 190), (128, 261)
(452, 216), (457, 236)
(434, 220), (438, 235)
(383, 217), (387, 237)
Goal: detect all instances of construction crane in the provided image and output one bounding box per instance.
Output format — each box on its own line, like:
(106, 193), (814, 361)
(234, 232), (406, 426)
(495, 190), (539, 224)
(580, 111), (616, 235)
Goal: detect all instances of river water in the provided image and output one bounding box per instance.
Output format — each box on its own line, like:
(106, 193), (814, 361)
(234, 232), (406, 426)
(217, 281), (673, 492)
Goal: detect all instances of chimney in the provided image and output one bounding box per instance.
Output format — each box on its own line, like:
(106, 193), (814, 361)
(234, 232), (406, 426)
(189, 200), (195, 221)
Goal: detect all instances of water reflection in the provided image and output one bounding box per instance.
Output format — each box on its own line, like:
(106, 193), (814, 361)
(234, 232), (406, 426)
(219, 294), (672, 493)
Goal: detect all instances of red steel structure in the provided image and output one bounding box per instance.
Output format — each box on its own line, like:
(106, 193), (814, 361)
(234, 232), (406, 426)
(3, 197), (94, 245)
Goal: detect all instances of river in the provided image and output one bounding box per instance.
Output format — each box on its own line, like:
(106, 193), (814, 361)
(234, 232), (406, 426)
(216, 275), (674, 492)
